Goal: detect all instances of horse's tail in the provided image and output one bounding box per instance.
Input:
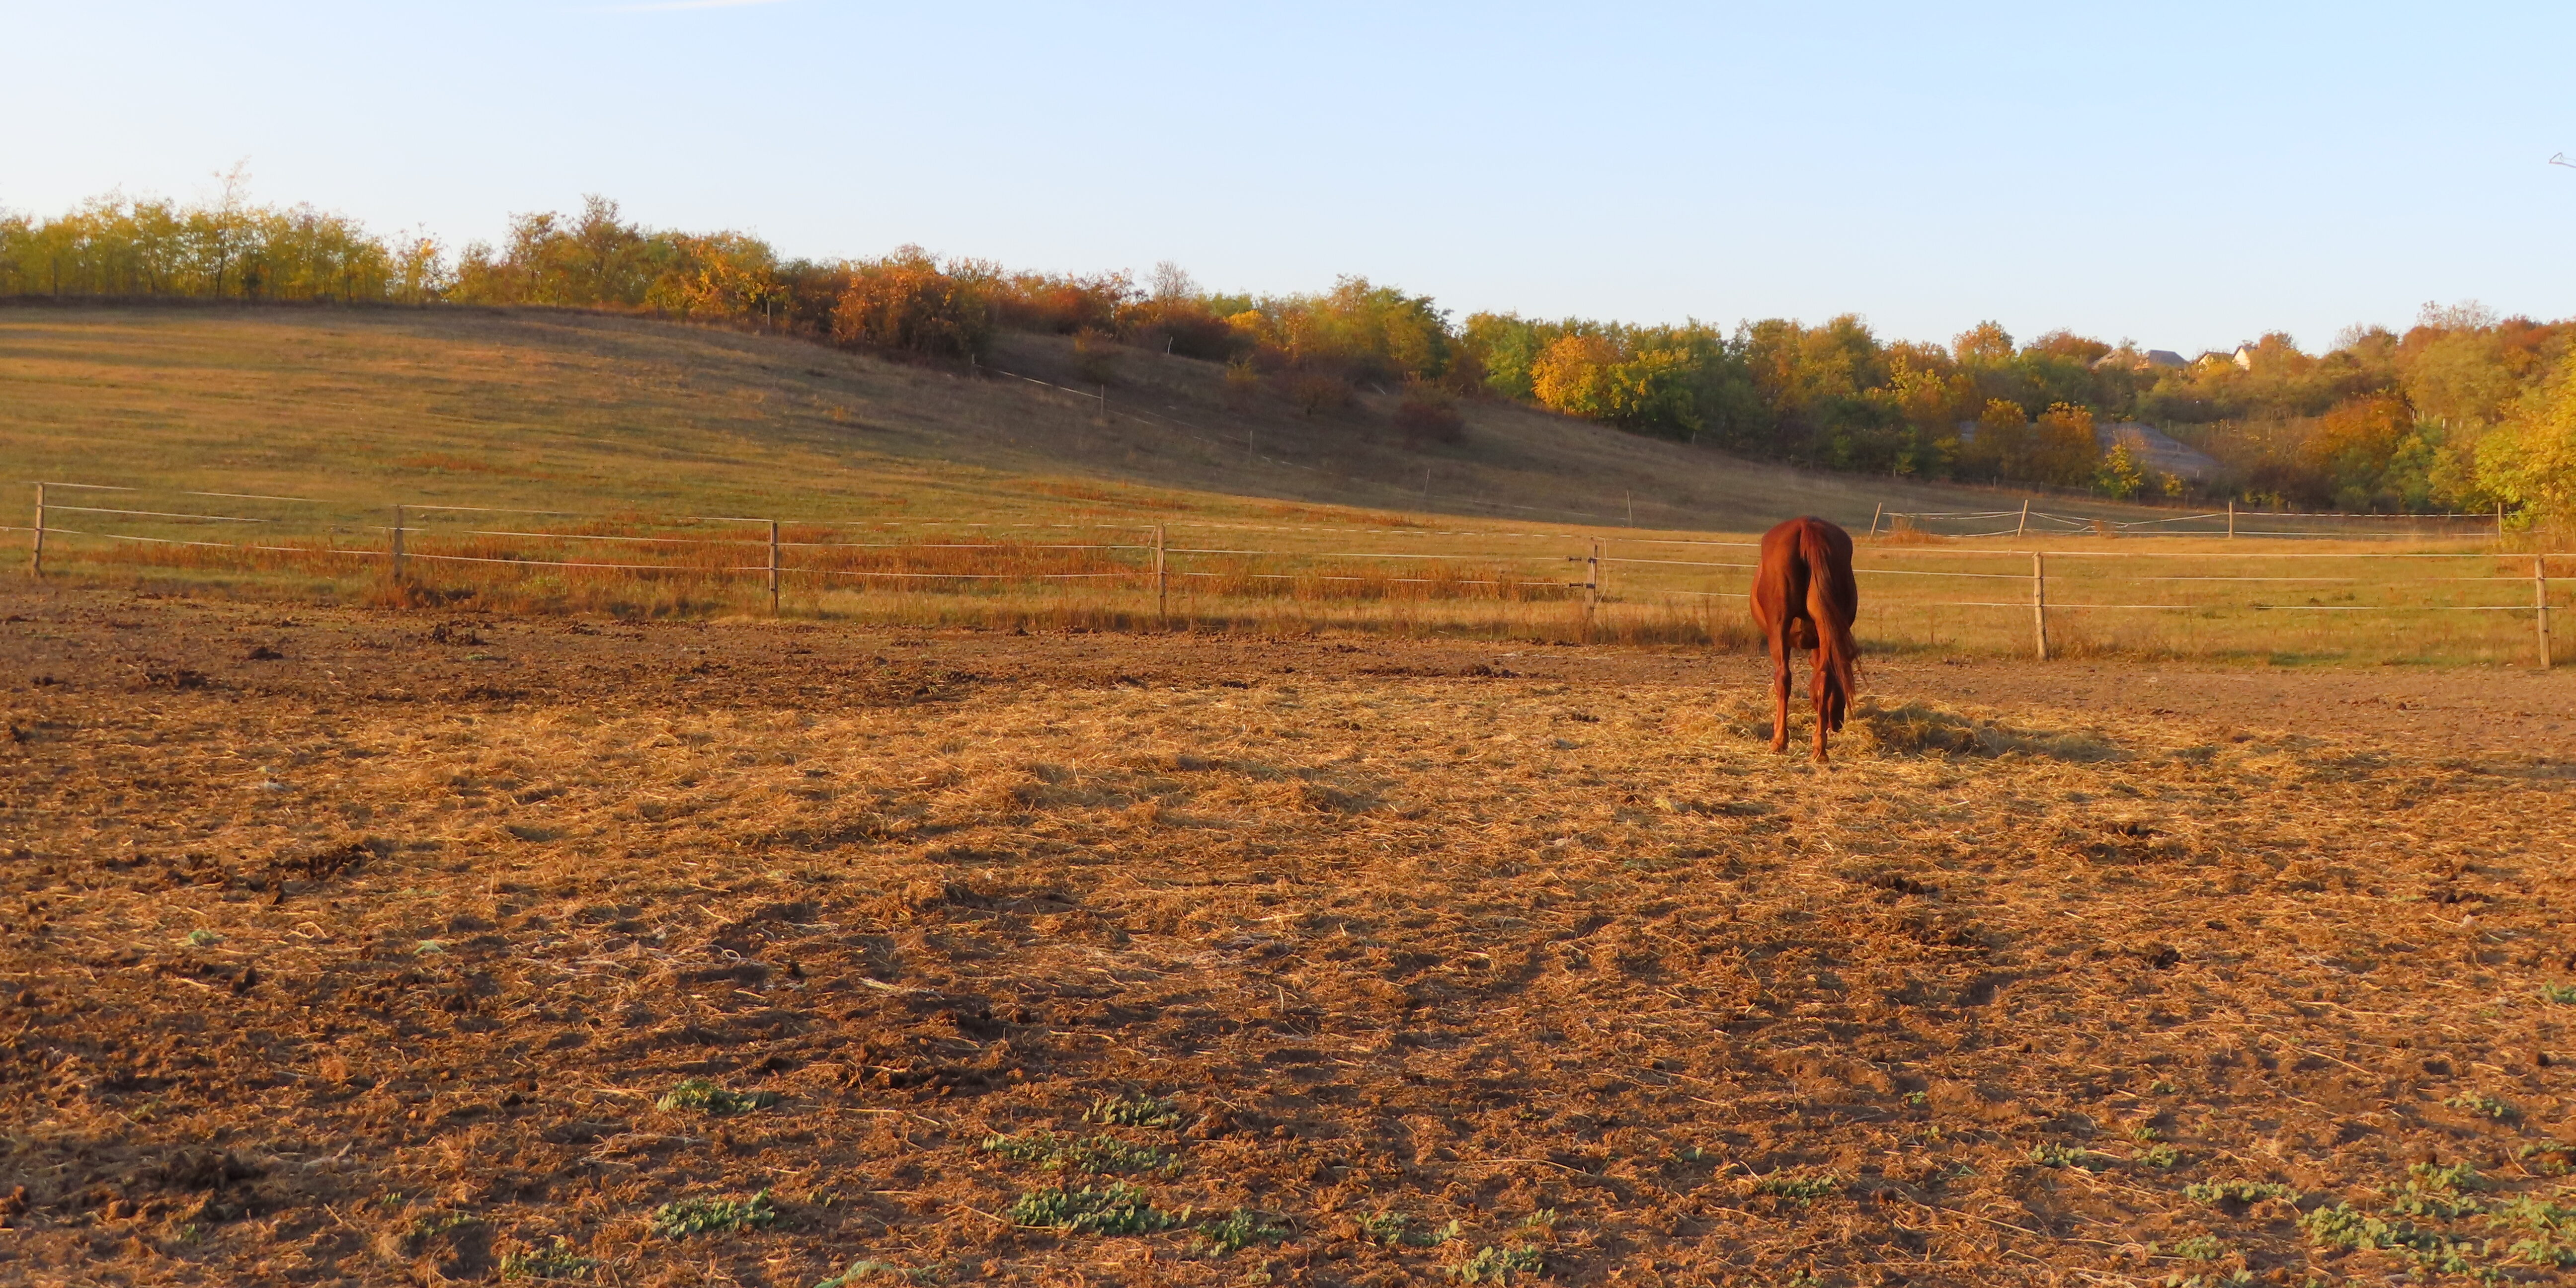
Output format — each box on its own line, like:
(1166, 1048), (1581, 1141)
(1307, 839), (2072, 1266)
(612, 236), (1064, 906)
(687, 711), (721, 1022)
(1800, 520), (1860, 732)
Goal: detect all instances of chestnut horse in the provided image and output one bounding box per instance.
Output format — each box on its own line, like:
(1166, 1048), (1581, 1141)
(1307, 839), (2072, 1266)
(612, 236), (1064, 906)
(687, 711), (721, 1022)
(1750, 516), (1859, 761)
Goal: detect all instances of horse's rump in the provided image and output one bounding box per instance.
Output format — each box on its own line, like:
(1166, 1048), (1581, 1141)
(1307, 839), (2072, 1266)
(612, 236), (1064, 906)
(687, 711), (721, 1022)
(1753, 517), (1860, 749)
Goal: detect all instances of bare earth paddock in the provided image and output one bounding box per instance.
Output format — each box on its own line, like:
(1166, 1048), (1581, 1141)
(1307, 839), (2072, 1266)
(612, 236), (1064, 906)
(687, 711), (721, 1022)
(4, 584), (2575, 1287)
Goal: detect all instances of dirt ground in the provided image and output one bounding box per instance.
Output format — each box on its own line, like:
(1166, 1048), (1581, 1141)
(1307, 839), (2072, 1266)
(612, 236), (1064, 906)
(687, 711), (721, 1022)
(4, 584), (2575, 1287)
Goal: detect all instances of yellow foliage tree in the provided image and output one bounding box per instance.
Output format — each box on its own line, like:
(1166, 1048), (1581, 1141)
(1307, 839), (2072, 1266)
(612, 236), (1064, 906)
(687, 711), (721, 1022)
(2029, 403), (2100, 486)
(2477, 349), (2576, 526)
(1530, 334), (1620, 415)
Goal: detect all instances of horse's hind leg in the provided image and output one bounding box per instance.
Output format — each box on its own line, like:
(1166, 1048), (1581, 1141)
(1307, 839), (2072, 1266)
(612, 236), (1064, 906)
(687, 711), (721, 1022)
(1768, 634), (1793, 754)
(1810, 655), (1832, 764)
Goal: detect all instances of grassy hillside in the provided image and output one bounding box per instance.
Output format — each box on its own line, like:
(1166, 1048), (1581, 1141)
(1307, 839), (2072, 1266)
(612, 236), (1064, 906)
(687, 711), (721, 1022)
(7, 304), (2548, 665)
(0, 302), (2112, 530)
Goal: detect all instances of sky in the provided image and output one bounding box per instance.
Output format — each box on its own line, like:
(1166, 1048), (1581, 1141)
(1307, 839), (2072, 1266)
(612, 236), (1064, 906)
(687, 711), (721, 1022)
(7, 1), (2575, 356)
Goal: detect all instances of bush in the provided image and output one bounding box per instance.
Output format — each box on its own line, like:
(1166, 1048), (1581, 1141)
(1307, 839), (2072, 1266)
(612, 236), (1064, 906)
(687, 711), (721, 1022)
(830, 247), (993, 361)
(995, 270), (1129, 335)
(1280, 369), (1355, 417)
(1126, 297), (1245, 361)
(1394, 380), (1467, 444)
(1223, 359), (1263, 408)
(1072, 329), (1122, 386)
(2094, 439), (2146, 498)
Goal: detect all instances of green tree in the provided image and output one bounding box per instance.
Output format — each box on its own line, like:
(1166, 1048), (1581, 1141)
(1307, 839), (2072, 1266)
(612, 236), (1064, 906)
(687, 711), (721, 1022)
(1956, 398), (2031, 480)
(2094, 438), (2145, 499)
(2477, 348), (2576, 526)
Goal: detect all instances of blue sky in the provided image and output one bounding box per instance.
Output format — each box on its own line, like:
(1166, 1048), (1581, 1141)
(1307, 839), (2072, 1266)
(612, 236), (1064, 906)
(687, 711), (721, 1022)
(8, 1), (2573, 355)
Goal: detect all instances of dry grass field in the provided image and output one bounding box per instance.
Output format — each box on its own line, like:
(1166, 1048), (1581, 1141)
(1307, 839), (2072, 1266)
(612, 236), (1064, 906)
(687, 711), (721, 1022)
(5, 584), (2576, 1287)
(6, 305), (2574, 1287)
(0, 303), (2182, 529)
(5, 307), (2559, 668)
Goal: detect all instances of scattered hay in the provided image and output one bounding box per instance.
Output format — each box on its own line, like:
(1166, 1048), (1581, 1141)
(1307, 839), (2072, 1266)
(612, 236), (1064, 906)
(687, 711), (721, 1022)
(10, 592), (2576, 1288)
(1850, 698), (2120, 761)
(1715, 694), (2121, 760)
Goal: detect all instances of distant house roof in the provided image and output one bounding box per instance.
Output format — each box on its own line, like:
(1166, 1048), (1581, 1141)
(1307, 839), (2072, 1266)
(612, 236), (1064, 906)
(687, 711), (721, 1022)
(2091, 349), (2190, 371)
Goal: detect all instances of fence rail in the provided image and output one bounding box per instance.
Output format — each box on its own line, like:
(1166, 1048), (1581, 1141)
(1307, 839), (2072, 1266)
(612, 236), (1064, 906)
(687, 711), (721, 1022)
(1870, 496), (2509, 541)
(14, 480), (2563, 667)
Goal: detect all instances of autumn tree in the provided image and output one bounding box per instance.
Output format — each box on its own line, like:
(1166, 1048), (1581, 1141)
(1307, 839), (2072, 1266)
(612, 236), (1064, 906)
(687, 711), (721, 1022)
(830, 247), (994, 360)
(2094, 437), (2146, 499)
(2029, 403), (2102, 485)
(1955, 399), (2031, 480)
(1952, 321), (2014, 365)
(2477, 347), (2576, 526)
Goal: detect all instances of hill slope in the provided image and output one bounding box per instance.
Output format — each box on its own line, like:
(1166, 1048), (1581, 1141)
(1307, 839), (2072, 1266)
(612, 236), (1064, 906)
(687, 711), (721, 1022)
(0, 303), (2115, 531)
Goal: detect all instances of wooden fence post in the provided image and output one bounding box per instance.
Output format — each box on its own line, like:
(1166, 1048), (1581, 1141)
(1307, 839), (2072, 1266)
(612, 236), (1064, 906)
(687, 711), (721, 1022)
(2500, 502), (2508, 540)
(1575, 540), (1599, 641)
(2540, 555), (2554, 671)
(28, 483), (44, 578)
(768, 520), (782, 617)
(1153, 524), (1167, 628)
(2031, 552), (2050, 661)
(1869, 502), (1883, 538)
(390, 504), (405, 583)
(2016, 499), (2030, 537)
(2227, 499), (2235, 539)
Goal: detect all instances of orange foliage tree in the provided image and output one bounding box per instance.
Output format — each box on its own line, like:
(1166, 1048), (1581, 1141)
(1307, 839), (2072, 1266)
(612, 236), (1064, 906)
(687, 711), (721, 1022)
(829, 247), (994, 361)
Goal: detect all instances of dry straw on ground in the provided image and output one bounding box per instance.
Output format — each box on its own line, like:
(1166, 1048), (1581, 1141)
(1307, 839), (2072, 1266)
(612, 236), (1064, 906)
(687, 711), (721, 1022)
(4, 586), (2575, 1287)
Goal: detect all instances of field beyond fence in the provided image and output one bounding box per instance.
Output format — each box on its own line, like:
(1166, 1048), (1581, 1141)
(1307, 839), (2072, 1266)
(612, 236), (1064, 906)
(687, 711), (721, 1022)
(13, 480), (2565, 666)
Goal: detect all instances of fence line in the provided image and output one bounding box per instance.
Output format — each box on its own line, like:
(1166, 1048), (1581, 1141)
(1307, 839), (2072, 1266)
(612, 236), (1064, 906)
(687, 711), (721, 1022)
(452, 528), (1157, 554)
(14, 479), (2564, 665)
(48, 504), (276, 524)
(1880, 500), (2506, 543)
(21, 477), (2510, 547)
(789, 568), (1135, 582)
(1896, 505), (2499, 521)
(43, 527), (389, 558)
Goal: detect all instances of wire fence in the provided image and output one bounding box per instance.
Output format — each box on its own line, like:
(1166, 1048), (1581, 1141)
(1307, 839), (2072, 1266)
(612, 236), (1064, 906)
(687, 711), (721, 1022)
(1871, 497), (2507, 541)
(11, 479), (2564, 666)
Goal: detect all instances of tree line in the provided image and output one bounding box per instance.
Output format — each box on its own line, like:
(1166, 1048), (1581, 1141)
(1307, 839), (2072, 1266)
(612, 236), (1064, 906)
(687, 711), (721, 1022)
(5, 186), (2573, 525)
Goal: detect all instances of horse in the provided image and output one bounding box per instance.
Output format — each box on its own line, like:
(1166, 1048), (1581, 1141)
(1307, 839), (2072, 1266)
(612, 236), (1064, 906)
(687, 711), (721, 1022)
(1750, 516), (1859, 762)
